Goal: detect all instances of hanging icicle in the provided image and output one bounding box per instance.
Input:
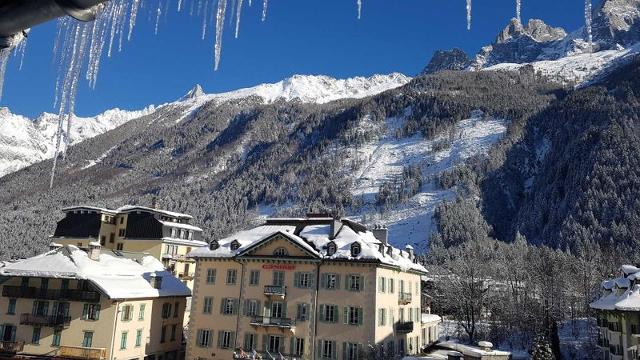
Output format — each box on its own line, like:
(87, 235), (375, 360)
(357, 0), (362, 20)
(516, 0), (521, 24)
(235, 0), (245, 38)
(262, 0), (268, 22)
(0, 49), (11, 100)
(466, 0), (472, 30)
(214, 0), (228, 70)
(585, 0), (593, 52)
(202, 0), (210, 40)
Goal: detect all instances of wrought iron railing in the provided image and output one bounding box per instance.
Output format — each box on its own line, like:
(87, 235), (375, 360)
(398, 292), (412, 304)
(250, 316), (295, 328)
(395, 321), (414, 333)
(20, 313), (71, 328)
(0, 341), (24, 353)
(3, 286), (100, 302)
(264, 285), (286, 297)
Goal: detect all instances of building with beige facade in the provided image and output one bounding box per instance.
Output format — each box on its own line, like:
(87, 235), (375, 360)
(591, 265), (640, 360)
(187, 215), (440, 360)
(0, 243), (190, 360)
(50, 205), (206, 291)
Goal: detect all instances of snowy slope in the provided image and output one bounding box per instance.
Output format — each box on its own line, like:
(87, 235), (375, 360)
(0, 107), (154, 178)
(344, 110), (506, 250)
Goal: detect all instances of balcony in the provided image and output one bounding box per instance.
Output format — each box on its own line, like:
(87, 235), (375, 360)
(57, 346), (106, 359)
(250, 316), (295, 329)
(178, 272), (194, 281)
(20, 313), (71, 328)
(0, 341), (24, 353)
(398, 292), (412, 305)
(3, 286), (100, 302)
(264, 285), (286, 298)
(395, 321), (414, 334)
(608, 322), (622, 333)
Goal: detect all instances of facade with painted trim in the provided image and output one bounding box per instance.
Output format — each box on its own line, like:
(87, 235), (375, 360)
(187, 216), (440, 360)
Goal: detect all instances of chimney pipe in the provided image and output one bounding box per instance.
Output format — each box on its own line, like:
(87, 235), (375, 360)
(372, 224), (388, 245)
(88, 241), (101, 261)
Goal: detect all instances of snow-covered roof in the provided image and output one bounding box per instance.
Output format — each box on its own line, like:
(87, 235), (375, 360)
(591, 265), (640, 311)
(0, 245), (190, 300)
(159, 220), (203, 232)
(189, 217), (428, 273)
(62, 204), (194, 220)
(422, 313), (442, 324)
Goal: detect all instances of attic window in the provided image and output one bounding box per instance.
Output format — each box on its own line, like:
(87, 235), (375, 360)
(209, 240), (219, 251)
(326, 241), (337, 256)
(151, 275), (163, 290)
(386, 246), (393, 256)
(273, 247), (288, 257)
(230, 240), (241, 251)
(351, 243), (362, 257)
(378, 243), (385, 255)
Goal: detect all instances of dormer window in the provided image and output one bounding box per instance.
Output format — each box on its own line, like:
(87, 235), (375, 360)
(230, 240), (240, 251)
(351, 243), (361, 257)
(273, 247), (288, 257)
(378, 243), (385, 255)
(209, 240), (219, 251)
(326, 241), (337, 256)
(386, 246), (393, 256)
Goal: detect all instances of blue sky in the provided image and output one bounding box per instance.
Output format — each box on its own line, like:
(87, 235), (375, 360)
(1, 0), (586, 117)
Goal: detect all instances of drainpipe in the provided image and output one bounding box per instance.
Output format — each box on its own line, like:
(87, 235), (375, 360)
(311, 262), (320, 360)
(0, 0), (109, 49)
(109, 300), (120, 360)
(234, 260), (246, 351)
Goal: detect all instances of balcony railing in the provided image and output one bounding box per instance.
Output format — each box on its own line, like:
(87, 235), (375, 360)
(264, 285), (286, 297)
(398, 292), (412, 305)
(395, 321), (414, 333)
(3, 286), (100, 302)
(57, 346), (107, 359)
(20, 313), (71, 328)
(250, 316), (295, 329)
(178, 273), (194, 280)
(0, 341), (24, 353)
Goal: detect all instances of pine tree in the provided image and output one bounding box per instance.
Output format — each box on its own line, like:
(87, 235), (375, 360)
(530, 334), (555, 360)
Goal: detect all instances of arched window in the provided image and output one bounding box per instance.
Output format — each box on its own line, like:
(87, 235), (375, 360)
(273, 247), (288, 257)
(209, 240), (219, 251)
(230, 240), (241, 251)
(326, 241), (337, 256)
(351, 243), (362, 257)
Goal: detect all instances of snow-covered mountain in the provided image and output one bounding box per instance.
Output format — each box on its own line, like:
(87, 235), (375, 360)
(0, 73), (410, 179)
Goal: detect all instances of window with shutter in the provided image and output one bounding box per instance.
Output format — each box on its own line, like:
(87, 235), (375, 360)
(206, 269), (217, 284)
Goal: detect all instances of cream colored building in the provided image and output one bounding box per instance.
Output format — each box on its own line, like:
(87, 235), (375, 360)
(591, 265), (640, 360)
(0, 243), (190, 360)
(187, 216), (440, 360)
(50, 205), (206, 291)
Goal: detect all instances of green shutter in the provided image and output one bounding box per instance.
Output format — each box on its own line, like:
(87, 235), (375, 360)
(321, 274), (327, 289)
(317, 340), (322, 358)
(230, 331), (236, 348)
(358, 308), (363, 326)
(342, 342), (347, 360)
(296, 304), (302, 321)
(335, 274), (341, 289)
(256, 300), (261, 316)
(332, 341), (337, 359)
(233, 299), (239, 315)
(345, 275), (349, 290)
(82, 304), (89, 320)
(242, 300), (248, 316)
(309, 272), (316, 288)
(282, 302), (287, 318)
(360, 276), (364, 291)
(319, 305), (325, 322)
(343, 307), (349, 325)
(263, 335), (268, 351)
(334, 305), (339, 324)
(217, 331), (223, 349)
(220, 298), (225, 314)
(294, 272), (301, 288)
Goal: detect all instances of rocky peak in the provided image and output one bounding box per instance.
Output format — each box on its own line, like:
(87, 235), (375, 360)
(182, 84), (206, 101)
(496, 18), (566, 44)
(592, 0), (640, 46)
(422, 49), (471, 75)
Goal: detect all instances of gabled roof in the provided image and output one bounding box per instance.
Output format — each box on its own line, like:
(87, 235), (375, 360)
(236, 231), (321, 258)
(591, 265), (640, 312)
(62, 205), (194, 220)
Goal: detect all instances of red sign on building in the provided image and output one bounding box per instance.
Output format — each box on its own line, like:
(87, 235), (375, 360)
(262, 264), (296, 271)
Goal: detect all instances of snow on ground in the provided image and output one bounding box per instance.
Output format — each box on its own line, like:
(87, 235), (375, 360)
(346, 110), (506, 249)
(81, 145), (118, 170)
(485, 43), (640, 86)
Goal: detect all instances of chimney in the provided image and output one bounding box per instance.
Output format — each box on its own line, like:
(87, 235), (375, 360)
(372, 224), (388, 245)
(88, 241), (101, 261)
(49, 242), (63, 251)
(331, 219), (342, 239)
(405, 245), (415, 261)
(151, 197), (158, 209)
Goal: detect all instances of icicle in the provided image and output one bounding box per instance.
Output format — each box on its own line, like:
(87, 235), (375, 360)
(178, 0), (184, 12)
(466, 0), (472, 30)
(248, 0), (252, 6)
(235, 0), (244, 38)
(154, 1), (163, 35)
(357, 0), (362, 20)
(262, 0), (268, 22)
(516, 0), (521, 24)
(214, 0), (228, 70)
(128, 0), (141, 41)
(202, 0), (210, 40)
(585, 0), (593, 52)
(0, 49), (11, 100)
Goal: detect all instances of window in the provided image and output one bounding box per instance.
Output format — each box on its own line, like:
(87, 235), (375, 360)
(321, 340), (336, 359)
(203, 297), (213, 314)
(161, 326), (167, 343)
(297, 303), (309, 321)
(378, 308), (386, 326)
(379, 277), (386, 293)
(271, 302), (284, 318)
(33, 301), (49, 316)
(21, 277), (29, 287)
(135, 329), (143, 347)
(82, 331), (94, 348)
(295, 272), (312, 288)
(326, 241), (337, 256)
(230, 240), (240, 251)
(109, 233), (115, 243)
(209, 240), (219, 251)
(345, 306), (363, 326)
(273, 271), (285, 286)
(120, 331), (128, 350)
(82, 304), (101, 320)
(174, 302), (180, 318)
(221, 298), (236, 315)
(244, 333), (257, 351)
(249, 270), (260, 286)
(138, 304), (145, 320)
(162, 303), (172, 318)
(321, 304), (338, 323)
(40, 278), (49, 290)
(273, 247), (288, 256)
(31, 327), (41, 345)
(218, 330), (234, 349)
(120, 217), (124, 225)
(7, 299), (16, 315)
(245, 299), (259, 316)
(52, 329), (61, 347)
(117, 243), (124, 251)
(171, 324), (177, 341)
(388, 278), (395, 294)
(323, 273), (339, 290)
(119, 229), (126, 237)
(121, 304), (133, 321)
(226, 269), (237, 285)
(350, 243), (361, 257)
(348, 275), (363, 292)
(206, 269), (217, 284)
(292, 337), (305, 356)
(196, 329), (212, 348)
(61, 279), (69, 290)
(345, 343), (361, 360)
(267, 335), (283, 353)
(100, 235), (106, 246)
